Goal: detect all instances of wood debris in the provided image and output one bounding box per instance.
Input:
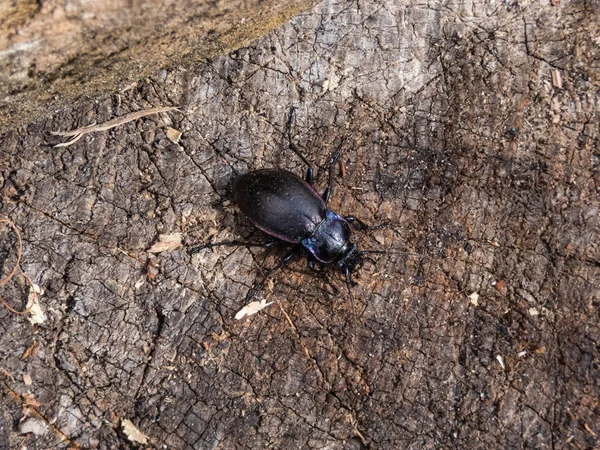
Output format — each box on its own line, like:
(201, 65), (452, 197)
(26, 284), (46, 324)
(148, 233), (183, 253)
(496, 355), (505, 370)
(20, 418), (48, 436)
(235, 299), (274, 320)
(122, 419), (149, 444)
(551, 69), (562, 88)
(146, 256), (160, 280)
(468, 292), (479, 306)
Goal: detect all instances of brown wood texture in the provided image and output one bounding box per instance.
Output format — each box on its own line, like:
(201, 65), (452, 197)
(0, 0), (599, 448)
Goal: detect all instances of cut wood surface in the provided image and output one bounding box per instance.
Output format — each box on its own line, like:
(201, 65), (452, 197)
(0, 0), (598, 448)
(0, 0), (314, 128)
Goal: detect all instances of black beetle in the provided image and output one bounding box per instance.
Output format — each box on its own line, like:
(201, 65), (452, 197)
(190, 111), (380, 298)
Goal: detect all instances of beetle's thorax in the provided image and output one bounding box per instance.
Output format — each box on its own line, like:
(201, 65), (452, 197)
(301, 210), (351, 263)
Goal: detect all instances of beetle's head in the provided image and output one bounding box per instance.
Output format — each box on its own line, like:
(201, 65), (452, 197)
(337, 242), (363, 286)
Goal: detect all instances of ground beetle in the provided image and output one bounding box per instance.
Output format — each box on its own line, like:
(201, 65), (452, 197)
(190, 110), (381, 299)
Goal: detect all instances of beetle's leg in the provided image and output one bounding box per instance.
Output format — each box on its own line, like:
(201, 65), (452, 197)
(322, 137), (349, 203)
(344, 216), (386, 231)
(286, 107), (315, 184)
(307, 259), (338, 294)
(189, 238), (277, 255)
(245, 245), (300, 302)
(344, 267), (358, 288)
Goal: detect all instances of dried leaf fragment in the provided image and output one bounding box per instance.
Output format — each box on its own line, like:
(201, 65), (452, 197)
(23, 373), (32, 385)
(235, 299), (274, 320)
(210, 331), (228, 341)
(535, 346), (547, 355)
(166, 127), (182, 144)
(122, 419), (148, 444)
(23, 393), (41, 408)
(148, 233), (182, 253)
(495, 279), (507, 296)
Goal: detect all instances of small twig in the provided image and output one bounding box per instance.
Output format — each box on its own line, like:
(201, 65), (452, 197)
(277, 300), (312, 359)
(584, 423), (596, 437)
(54, 132), (85, 148)
(0, 368), (16, 383)
(51, 106), (179, 147)
(277, 301), (298, 333)
(350, 415), (368, 446)
(21, 341), (38, 360)
(0, 296), (33, 315)
(0, 218), (35, 315)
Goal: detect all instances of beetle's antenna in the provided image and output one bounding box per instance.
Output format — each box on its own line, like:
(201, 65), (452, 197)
(322, 136), (351, 203)
(360, 248), (452, 282)
(344, 266), (355, 308)
(286, 107), (313, 169)
(360, 249), (431, 259)
(345, 216), (387, 231)
(361, 256), (378, 267)
(189, 238), (277, 255)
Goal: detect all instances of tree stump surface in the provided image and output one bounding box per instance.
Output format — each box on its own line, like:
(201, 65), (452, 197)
(0, 0), (598, 448)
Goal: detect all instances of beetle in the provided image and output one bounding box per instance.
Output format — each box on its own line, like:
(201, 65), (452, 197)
(190, 110), (381, 299)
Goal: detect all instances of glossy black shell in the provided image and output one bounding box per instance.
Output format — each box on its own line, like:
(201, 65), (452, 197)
(233, 169), (325, 243)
